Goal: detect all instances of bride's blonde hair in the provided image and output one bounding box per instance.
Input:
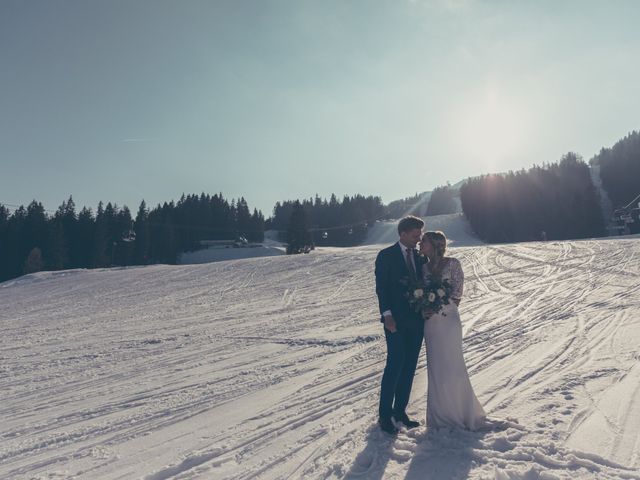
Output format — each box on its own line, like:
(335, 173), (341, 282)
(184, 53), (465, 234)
(422, 231), (447, 275)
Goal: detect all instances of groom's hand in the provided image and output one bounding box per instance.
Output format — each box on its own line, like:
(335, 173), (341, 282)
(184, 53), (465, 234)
(383, 314), (397, 333)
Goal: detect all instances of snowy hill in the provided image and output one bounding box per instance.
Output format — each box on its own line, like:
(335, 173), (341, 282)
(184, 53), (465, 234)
(177, 233), (286, 265)
(2, 238), (640, 479)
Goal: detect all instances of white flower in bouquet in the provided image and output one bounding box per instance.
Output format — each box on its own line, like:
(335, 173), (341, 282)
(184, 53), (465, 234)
(413, 288), (424, 299)
(437, 288), (445, 298)
(428, 292), (436, 302)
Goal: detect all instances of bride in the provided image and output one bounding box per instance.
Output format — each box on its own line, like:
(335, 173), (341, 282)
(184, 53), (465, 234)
(419, 231), (486, 430)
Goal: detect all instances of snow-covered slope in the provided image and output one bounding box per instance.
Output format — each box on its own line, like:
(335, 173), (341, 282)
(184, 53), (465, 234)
(178, 245), (285, 265)
(365, 213), (482, 247)
(2, 238), (640, 479)
(178, 234), (287, 265)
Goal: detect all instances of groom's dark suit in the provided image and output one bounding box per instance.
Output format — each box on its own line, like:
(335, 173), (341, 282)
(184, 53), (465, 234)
(375, 242), (424, 420)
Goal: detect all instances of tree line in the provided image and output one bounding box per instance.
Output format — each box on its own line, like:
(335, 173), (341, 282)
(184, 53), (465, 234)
(460, 153), (606, 243)
(271, 188), (459, 252)
(1, 187), (460, 280)
(0, 193), (264, 282)
(269, 194), (386, 247)
(7, 130), (634, 279)
(590, 130), (640, 208)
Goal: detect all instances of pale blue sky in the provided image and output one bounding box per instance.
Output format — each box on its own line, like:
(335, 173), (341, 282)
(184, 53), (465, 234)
(1, 0), (639, 216)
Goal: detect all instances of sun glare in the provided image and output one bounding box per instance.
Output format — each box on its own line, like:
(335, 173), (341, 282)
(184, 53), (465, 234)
(456, 90), (527, 169)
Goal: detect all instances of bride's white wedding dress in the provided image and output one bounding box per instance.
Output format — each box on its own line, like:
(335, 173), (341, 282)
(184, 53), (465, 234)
(423, 257), (486, 430)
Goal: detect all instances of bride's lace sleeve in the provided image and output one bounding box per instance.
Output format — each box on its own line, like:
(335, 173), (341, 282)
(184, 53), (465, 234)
(449, 258), (464, 300)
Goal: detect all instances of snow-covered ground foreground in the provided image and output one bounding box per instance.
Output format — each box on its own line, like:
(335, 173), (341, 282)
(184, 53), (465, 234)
(1, 237), (640, 479)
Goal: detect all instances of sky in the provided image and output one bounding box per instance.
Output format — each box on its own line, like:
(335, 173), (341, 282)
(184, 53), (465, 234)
(1, 0), (639, 217)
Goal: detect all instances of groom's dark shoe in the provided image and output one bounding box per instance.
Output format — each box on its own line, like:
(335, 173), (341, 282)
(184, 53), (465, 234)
(393, 412), (420, 429)
(378, 416), (398, 435)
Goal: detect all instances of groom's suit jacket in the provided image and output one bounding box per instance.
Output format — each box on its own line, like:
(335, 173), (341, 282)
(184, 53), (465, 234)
(375, 242), (424, 328)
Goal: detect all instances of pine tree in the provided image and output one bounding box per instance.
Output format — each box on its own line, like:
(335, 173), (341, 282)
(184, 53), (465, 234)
(59, 196), (79, 267)
(0, 205), (10, 281)
(236, 197), (252, 239)
(133, 200), (150, 264)
(76, 207), (95, 268)
(24, 201), (48, 265)
(249, 208), (265, 242)
(286, 201), (312, 254)
(113, 205), (133, 266)
(92, 202), (110, 267)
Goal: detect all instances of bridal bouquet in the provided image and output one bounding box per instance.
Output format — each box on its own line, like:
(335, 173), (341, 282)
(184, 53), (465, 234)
(406, 277), (453, 318)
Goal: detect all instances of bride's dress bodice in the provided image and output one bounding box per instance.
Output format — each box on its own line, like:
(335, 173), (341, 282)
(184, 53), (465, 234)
(422, 257), (464, 302)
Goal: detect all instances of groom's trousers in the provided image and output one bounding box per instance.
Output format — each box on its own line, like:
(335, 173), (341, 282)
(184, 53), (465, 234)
(379, 323), (424, 419)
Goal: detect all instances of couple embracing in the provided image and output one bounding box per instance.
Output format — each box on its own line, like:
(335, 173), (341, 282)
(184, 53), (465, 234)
(375, 215), (486, 435)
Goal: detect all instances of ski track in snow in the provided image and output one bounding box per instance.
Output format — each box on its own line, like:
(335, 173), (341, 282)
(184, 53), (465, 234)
(1, 239), (640, 479)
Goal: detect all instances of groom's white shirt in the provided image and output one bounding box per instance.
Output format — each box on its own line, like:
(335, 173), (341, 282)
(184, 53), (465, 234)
(382, 242), (417, 319)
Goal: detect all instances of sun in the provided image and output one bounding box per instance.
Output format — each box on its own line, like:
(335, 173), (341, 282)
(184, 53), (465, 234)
(456, 89), (527, 169)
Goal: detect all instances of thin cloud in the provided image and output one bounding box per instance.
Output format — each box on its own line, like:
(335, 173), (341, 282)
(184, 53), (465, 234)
(120, 138), (155, 143)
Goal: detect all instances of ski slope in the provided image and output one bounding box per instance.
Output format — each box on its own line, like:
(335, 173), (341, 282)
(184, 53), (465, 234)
(178, 244), (285, 265)
(1, 237), (640, 479)
(364, 214), (483, 247)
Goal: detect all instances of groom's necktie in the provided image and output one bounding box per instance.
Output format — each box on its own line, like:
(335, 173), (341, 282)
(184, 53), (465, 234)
(406, 249), (417, 282)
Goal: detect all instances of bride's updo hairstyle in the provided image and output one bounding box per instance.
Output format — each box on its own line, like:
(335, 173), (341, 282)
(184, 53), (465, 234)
(422, 231), (447, 256)
(422, 231), (447, 274)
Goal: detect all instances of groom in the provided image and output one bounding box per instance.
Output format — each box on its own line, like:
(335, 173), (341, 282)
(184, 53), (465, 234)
(375, 215), (425, 434)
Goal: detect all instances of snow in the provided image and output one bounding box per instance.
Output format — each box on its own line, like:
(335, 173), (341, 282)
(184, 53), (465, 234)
(178, 235), (287, 265)
(178, 244), (285, 265)
(589, 164), (616, 234)
(2, 236), (640, 479)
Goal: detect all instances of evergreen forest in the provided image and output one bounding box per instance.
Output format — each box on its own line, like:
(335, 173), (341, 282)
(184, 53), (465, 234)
(460, 153), (606, 243)
(590, 130), (640, 208)
(0, 193), (264, 282)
